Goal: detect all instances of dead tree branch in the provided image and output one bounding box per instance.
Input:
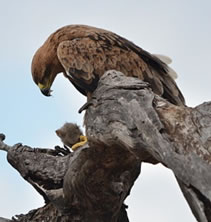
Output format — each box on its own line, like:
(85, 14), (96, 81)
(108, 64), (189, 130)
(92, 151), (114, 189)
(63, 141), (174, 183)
(85, 70), (211, 222)
(0, 70), (211, 221)
(0, 136), (140, 221)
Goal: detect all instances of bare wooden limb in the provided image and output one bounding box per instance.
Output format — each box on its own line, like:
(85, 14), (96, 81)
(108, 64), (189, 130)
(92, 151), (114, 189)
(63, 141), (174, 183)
(0, 134), (139, 221)
(0, 138), (71, 205)
(0, 217), (12, 222)
(84, 70), (211, 222)
(1, 70), (211, 221)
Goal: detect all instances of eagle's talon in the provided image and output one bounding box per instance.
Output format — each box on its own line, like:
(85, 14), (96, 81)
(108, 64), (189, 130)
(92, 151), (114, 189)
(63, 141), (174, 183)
(78, 101), (93, 113)
(54, 145), (71, 155)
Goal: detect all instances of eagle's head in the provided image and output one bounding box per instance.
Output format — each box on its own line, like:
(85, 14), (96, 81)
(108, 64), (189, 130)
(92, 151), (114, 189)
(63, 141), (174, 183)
(31, 46), (63, 97)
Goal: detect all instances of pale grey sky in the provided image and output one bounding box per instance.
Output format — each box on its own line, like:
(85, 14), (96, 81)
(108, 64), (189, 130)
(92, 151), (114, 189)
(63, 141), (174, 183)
(1, 1), (211, 221)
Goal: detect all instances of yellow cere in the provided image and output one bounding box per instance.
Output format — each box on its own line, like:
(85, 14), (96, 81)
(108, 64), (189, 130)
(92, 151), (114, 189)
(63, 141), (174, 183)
(38, 83), (46, 90)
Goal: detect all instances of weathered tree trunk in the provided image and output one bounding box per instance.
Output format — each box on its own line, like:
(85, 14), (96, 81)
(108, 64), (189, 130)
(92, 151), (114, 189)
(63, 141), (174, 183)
(0, 70), (211, 222)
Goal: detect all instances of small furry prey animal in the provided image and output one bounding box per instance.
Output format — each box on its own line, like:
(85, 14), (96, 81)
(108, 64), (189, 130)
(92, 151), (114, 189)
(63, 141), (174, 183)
(55, 122), (87, 151)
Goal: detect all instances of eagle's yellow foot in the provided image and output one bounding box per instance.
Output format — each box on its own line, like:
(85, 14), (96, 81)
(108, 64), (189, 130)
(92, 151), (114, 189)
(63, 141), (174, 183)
(71, 135), (88, 151)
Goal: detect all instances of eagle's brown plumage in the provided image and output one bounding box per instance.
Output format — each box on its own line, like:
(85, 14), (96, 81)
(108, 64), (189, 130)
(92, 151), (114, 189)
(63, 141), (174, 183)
(31, 24), (185, 105)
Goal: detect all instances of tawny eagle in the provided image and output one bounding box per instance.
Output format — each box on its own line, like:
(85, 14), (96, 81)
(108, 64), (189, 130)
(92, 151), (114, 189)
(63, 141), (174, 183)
(31, 25), (185, 106)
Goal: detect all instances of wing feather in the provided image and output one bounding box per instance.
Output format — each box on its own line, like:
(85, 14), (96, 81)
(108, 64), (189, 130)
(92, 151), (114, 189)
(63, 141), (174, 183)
(153, 54), (178, 80)
(57, 29), (185, 105)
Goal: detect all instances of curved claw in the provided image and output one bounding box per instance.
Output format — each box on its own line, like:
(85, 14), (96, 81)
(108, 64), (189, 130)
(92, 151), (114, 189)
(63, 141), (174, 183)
(54, 145), (71, 155)
(78, 101), (93, 113)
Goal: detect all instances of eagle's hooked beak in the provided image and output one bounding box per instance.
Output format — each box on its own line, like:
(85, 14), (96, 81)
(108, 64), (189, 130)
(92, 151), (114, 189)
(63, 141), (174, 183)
(38, 83), (52, 97)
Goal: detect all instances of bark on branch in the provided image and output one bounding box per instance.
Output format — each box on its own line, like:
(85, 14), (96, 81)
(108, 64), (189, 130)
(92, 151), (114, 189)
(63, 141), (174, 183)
(0, 70), (211, 222)
(85, 70), (211, 222)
